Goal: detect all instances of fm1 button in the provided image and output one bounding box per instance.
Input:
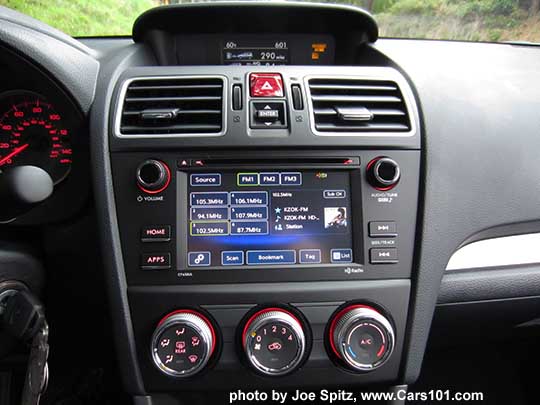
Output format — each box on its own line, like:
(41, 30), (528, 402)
(141, 225), (171, 242)
(141, 253), (171, 270)
(370, 248), (398, 264)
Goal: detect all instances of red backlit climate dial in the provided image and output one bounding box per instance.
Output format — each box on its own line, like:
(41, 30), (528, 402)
(241, 307), (307, 376)
(0, 91), (72, 185)
(328, 304), (395, 372)
(151, 309), (217, 378)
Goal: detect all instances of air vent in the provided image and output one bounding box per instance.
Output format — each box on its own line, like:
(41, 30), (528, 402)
(119, 77), (224, 136)
(308, 78), (411, 134)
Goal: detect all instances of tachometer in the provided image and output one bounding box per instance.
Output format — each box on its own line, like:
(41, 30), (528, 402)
(0, 91), (72, 184)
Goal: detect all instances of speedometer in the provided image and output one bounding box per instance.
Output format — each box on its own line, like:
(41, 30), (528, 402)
(0, 91), (72, 185)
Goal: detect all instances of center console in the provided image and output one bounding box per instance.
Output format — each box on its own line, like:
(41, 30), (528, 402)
(97, 2), (422, 398)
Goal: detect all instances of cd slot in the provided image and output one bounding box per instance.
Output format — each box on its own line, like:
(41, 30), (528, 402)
(179, 157), (360, 168)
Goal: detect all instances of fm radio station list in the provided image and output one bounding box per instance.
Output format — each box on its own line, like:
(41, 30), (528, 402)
(187, 171), (353, 267)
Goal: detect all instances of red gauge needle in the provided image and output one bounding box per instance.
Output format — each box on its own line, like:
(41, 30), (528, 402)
(0, 143), (29, 166)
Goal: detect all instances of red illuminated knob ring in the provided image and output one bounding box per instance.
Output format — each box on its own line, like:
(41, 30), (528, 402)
(136, 159), (171, 194)
(366, 157), (400, 191)
(242, 308), (306, 376)
(151, 309), (216, 378)
(329, 305), (394, 372)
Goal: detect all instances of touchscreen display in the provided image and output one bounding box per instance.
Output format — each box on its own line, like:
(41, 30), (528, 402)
(185, 170), (354, 268)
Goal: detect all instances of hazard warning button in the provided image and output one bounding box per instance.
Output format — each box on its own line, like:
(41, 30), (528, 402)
(250, 73), (284, 97)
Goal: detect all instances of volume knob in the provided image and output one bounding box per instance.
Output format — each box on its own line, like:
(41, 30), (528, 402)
(151, 310), (216, 378)
(329, 305), (394, 372)
(136, 159), (171, 194)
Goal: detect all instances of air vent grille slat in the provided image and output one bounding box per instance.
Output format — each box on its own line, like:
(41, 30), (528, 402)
(308, 78), (411, 134)
(119, 77), (224, 136)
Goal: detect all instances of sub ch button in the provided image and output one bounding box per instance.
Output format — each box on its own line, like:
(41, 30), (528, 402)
(141, 225), (171, 242)
(141, 253), (171, 270)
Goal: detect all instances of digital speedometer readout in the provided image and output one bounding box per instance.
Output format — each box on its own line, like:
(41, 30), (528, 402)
(0, 91), (72, 184)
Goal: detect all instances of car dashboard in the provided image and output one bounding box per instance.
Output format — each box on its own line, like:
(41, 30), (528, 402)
(1, 2), (540, 404)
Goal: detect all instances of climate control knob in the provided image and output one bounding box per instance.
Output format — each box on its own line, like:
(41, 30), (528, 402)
(136, 159), (171, 194)
(241, 308), (307, 376)
(151, 310), (216, 378)
(366, 157), (400, 190)
(328, 305), (394, 372)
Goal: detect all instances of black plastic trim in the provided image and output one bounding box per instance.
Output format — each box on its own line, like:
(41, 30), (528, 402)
(439, 264), (540, 304)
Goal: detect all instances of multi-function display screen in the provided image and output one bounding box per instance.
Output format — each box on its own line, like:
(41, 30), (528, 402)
(185, 170), (354, 269)
(221, 35), (334, 66)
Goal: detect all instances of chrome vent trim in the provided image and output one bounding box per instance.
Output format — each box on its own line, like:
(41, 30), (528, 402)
(114, 76), (227, 138)
(305, 73), (417, 137)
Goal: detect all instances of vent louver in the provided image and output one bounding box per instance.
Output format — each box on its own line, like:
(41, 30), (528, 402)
(308, 78), (411, 134)
(119, 77), (224, 136)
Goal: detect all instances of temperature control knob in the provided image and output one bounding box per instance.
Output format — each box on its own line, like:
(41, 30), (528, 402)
(151, 310), (216, 378)
(136, 159), (171, 194)
(328, 305), (394, 372)
(241, 308), (307, 376)
(366, 157), (400, 190)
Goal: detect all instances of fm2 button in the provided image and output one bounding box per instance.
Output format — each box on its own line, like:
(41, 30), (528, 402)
(250, 101), (287, 129)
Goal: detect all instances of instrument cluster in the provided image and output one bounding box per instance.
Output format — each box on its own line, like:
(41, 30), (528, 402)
(0, 45), (88, 224)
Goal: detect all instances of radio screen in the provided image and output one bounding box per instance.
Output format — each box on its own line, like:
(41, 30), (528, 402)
(185, 170), (354, 268)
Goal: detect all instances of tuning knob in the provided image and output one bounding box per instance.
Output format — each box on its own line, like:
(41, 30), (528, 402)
(151, 310), (216, 378)
(366, 157), (400, 190)
(136, 159), (171, 194)
(241, 307), (307, 376)
(328, 305), (394, 372)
